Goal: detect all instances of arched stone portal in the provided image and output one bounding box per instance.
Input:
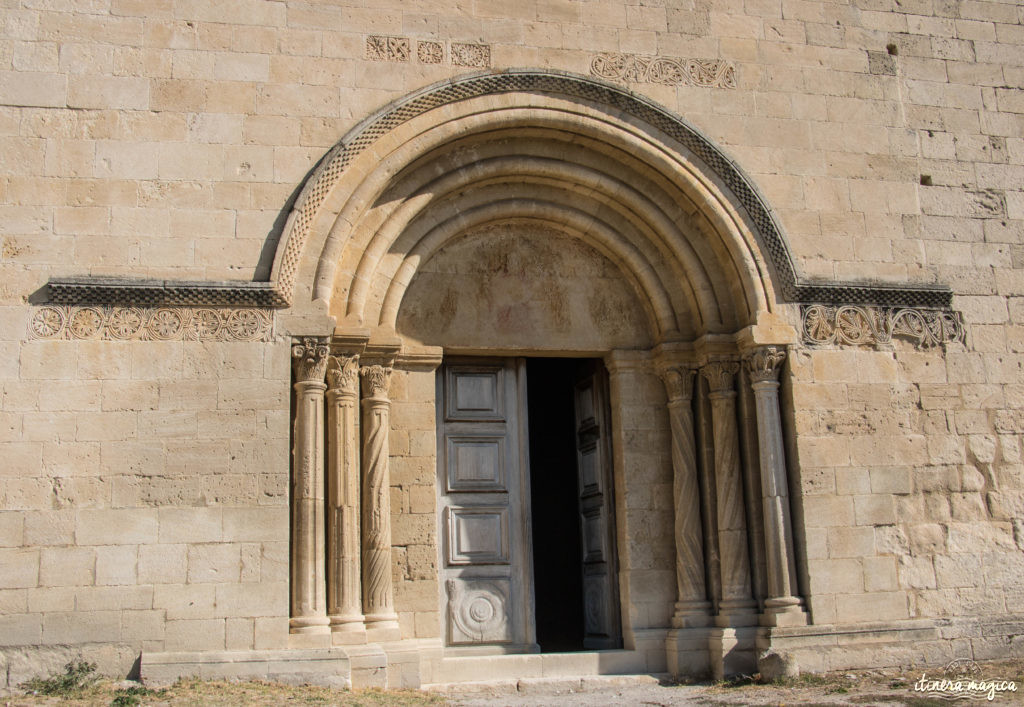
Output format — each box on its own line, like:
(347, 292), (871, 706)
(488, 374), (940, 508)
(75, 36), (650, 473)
(281, 70), (808, 683)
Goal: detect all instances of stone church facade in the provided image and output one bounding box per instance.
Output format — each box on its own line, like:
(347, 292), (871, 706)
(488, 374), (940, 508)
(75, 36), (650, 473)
(1, 0), (1023, 690)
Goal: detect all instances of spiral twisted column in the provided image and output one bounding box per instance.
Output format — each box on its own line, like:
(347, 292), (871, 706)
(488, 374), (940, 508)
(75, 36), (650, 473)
(701, 361), (757, 623)
(659, 366), (711, 627)
(326, 354), (365, 637)
(746, 347), (808, 627)
(290, 338), (330, 634)
(359, 363), (400, 638)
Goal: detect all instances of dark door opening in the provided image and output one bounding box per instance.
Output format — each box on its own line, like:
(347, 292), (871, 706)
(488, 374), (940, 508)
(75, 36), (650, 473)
(527, 358), (586, 652)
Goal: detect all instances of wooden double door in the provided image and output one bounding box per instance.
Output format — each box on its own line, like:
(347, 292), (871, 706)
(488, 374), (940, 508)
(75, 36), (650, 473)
(436, 358), (621, 652)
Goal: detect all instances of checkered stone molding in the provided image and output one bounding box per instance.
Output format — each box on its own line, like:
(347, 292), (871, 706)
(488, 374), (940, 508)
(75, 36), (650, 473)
(43, 69), (955, 320)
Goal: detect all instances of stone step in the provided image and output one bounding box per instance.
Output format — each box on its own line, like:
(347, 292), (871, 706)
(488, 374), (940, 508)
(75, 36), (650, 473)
(424, 649), (654, 685)
(424, 673), (665, 695)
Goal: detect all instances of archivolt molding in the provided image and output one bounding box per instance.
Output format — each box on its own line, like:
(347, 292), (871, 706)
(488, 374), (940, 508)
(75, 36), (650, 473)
(42, 69), (958, 349)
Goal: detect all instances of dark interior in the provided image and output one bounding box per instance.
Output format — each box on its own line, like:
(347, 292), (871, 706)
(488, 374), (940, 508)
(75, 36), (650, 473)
(526, 358), (586, 652)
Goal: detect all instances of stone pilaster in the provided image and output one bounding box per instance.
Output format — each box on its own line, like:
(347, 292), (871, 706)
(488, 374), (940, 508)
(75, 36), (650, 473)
(746, 346), (807, 627)
(360, 363), (400, 640)
(659, 366), (711, 627)
(290, 337), (330, 634)
(326, 354), (365, 640)
(700, 361), (756, 623)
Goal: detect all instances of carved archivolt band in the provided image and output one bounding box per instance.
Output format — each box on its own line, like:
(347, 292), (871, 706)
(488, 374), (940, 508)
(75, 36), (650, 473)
(591, 52), (737, 89)
(29, 305), (272, 342)
(801, 304), (965, 349)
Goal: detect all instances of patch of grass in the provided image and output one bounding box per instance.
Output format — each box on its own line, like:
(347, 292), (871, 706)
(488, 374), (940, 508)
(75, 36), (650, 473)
(110, 684), (168, 706)
(20, 660), (99, 697)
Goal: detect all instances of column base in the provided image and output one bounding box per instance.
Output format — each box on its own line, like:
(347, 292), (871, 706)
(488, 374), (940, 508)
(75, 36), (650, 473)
(761, 602), (806, 627)
(715, 599), (759, 628)
(330, 614), (368, 644)
(364, 612), (401, 643)
(671, 600), (712, 628)
(289, 616), (330, 634)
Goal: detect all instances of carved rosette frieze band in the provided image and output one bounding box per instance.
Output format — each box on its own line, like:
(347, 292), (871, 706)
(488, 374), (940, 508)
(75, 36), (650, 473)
(700, 361), (757, 622)
(290, 338), (330, 634)
(659, 366), (711, 627)
(359, 363), (400, 635)
(745, 347), (808, 627)
(325, 355), (364, 635)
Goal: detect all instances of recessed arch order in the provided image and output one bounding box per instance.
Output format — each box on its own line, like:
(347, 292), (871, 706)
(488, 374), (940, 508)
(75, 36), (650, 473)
(271, 69), (813, 345)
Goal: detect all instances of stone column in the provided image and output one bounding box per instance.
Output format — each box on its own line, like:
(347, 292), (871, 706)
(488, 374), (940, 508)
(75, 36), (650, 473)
(746, 347), (807, 627)
(326, 354), (365, 638)
(701, 361), (756, 622)
(659, 366), (711, 627)
(290, 337), (330, 634)
(360, 363), (401, 639)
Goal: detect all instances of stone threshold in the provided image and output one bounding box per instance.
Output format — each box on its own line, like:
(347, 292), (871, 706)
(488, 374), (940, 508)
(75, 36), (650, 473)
(423, 672), (665, 694)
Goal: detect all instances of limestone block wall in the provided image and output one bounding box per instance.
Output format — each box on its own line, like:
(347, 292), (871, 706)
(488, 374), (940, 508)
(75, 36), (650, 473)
(789, 342), (1024, 659)
(0, 337), (292, 682)
(388, 367), (440, 641)
(0, 0), (1021, 683)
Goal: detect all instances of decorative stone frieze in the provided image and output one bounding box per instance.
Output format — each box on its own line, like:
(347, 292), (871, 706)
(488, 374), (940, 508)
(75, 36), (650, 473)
(366, 35), (409, 62)
(743, 347), (807, 626)
(29, 305), (272, 342)
(591, 52), (736, 88)
(364, 36), (489, 68)
(451, 42), (490, 68)
(801, 304), (965, 349)
(659, 366), (711, 627)
(290, 337), (330, 634)
(417, 41), (443, 64)
(359, 363), (400, 638)
(325, 355), (364, 636)
(700, 361), (756, 621)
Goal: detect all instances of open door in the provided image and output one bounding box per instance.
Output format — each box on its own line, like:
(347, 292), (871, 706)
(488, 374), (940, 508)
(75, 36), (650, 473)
(573, 361), (622, 649)
(437, 359), (536, 651)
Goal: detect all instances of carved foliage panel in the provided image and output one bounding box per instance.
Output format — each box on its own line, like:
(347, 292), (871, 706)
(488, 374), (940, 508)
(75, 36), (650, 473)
(801, 304), (965, 349)
(30, 305), (272, 342)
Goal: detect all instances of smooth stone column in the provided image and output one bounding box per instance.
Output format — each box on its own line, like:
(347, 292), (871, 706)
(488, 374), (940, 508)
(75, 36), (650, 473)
(659, 366), (711, 627)
(746, 346), (808, 627)
(326, 354), (366, 640)
(290, 338), (330, 634)
(701, 361), (757, 623)
(360, 363), (401, 640)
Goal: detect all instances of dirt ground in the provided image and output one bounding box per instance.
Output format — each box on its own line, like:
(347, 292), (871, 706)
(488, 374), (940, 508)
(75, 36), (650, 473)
(4, 658), (1023, 706)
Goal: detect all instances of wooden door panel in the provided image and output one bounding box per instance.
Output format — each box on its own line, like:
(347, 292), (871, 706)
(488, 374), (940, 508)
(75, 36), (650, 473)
(445, 434), (507, 492)
(445, 506), (510, 565)
(574, 361), (622, 649)
(439, 359), (534, 651)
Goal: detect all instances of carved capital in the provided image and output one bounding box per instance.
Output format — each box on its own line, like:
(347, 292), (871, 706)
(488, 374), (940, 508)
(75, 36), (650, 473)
(326, 355), (360, 394)
(746, 346), (786, 384)
(292, 337), (329, 383)
(660, 366), (696, 402)
(360, 364), (392, 399)
(700, 360), (738, 394)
